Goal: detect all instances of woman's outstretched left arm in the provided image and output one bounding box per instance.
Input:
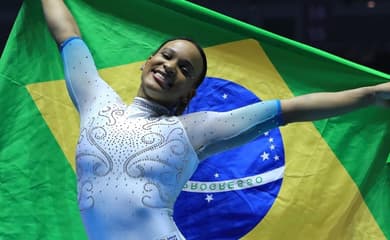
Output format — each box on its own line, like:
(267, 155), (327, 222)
(281, 82), (390, 124)
(181, 82), (389, 160)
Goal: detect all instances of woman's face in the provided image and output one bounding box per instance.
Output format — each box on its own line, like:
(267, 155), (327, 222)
(139, 40), (204, 107)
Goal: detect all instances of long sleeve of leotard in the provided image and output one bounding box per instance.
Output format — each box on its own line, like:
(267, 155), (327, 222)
(179, 100), (284, 160)
(60, 37), (121, 114)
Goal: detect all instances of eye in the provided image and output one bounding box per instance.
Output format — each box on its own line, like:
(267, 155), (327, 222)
(180, 66), (190, 76)
(161, 52), (171, 60)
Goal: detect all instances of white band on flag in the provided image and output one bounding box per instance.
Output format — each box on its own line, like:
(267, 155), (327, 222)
(182, 166), (285, 193)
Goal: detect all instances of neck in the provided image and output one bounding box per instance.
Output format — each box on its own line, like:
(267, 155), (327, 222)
(133, 97), (173, 116)
(136, 86), (176, 109)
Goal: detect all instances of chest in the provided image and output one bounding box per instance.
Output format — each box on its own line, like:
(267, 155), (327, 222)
(76, 105), (197, 180)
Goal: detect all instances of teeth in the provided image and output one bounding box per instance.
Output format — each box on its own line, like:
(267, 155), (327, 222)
(153, 71), (169, 89)
(154, 71), (165, 81)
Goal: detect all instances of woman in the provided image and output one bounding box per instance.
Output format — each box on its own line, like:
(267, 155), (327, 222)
(41, 0), (390, 239)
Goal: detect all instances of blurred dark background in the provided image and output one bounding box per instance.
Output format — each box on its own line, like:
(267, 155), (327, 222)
(1, 0), (389, 73)
(1, 1), (23, 58)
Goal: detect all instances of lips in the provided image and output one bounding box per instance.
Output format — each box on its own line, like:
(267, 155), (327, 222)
(152, 69), (171, 89)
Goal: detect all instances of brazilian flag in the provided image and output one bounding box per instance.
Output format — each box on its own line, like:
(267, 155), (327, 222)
(1, 0), (389, 239)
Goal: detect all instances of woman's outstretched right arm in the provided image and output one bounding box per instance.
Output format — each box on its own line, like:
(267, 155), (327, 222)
(41, 0), (121, 114)
(41, 0), (80, 44)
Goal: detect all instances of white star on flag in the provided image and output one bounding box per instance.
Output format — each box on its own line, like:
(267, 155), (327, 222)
(205, 194), (214, 203)
(214, 173), (220, 178)
(222, 93), (228, 99)
(269, 137), (274, 143)
(274, 155), (280, 161)
(270, 144), (275, 150)
(264, 131), (269, 136)
(261, 151), (270, 161)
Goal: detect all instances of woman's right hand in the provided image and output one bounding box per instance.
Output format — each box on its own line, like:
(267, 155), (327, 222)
(41, 0), (81, 45)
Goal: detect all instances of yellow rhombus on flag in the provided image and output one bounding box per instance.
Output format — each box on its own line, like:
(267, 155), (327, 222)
(1, 0), (389, 239)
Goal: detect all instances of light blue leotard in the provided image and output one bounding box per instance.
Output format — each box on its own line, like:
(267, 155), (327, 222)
(61, 37), (284, 240)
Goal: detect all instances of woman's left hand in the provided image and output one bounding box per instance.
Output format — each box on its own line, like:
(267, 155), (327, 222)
(373, 82), (390, 107)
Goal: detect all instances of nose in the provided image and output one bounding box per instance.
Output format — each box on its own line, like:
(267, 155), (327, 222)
(163, 60), (176, 77)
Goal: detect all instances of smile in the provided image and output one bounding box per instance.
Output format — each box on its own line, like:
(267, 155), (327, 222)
(152, 69), (172, 89)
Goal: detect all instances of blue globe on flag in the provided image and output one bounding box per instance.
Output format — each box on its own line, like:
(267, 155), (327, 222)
(174, 77), (285, 239)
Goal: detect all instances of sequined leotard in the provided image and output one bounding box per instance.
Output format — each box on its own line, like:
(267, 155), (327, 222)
(61, 37), (284, 240)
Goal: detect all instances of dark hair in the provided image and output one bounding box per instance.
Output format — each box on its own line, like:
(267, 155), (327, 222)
(152, 37), (207, 88)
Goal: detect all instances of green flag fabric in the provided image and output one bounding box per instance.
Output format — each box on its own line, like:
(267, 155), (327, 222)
(1, 0), (389, 239)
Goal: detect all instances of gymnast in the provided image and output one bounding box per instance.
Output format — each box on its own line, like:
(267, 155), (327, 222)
(41, 0), (390, 239)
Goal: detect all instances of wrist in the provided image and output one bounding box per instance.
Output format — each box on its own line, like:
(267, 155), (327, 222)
(362, 85), (379, 106)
